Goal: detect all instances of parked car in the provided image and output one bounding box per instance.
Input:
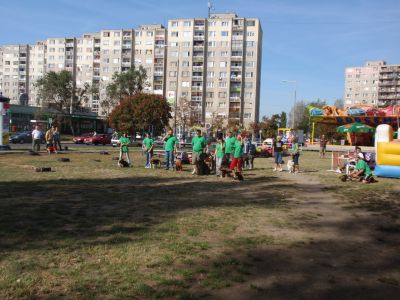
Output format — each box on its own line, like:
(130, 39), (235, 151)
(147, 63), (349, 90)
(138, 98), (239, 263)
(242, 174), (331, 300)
(111, 133), (120, 147)
(84, 134), (112, 145)
(9, 131), (32, 144)
(73, 133), (93, 144)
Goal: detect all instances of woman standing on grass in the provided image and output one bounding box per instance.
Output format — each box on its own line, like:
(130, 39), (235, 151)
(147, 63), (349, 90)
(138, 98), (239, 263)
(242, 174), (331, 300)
(272, 136), (283, 171)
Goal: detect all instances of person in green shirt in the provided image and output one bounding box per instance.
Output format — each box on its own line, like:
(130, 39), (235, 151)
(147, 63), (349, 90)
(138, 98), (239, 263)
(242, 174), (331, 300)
(119, 132), (131, 166)
(214, 136), (225, 177)
(162, 128), (178, 170)
(230, 134), (244, 179)
(142, 132), (154, 168)
(191, 129), (207, 175)
(224, 131), (236, 160)
(350, 153), (374, 183)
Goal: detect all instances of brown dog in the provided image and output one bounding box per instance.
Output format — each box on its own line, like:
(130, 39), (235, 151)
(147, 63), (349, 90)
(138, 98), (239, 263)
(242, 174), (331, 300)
(175, 159), (183, 171)
(150, 158), (162, 168)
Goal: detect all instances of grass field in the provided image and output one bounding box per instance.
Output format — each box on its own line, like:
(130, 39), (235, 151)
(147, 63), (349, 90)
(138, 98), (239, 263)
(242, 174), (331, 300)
(0, 151), (399, 299)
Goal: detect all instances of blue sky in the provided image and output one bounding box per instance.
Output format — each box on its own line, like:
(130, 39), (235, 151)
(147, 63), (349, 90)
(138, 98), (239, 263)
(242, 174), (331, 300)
(1, 0), (400, 118)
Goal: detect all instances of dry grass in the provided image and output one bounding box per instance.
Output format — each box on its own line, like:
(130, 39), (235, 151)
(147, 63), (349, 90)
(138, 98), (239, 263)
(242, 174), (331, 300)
(0, 150), (399, 299)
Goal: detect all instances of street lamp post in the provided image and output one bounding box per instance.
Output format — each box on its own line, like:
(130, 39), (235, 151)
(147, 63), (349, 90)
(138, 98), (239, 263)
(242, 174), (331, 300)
(282, 80), (297, 129)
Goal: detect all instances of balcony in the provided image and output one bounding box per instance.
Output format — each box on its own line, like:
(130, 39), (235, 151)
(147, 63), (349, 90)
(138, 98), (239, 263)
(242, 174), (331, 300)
(193, 35), (205, 41)
(193, 56), (204, 61)
(155, 35), (165, 40)
(192, 86), (203, 91)
(192, 76), (203, 81)
(192, 96), (202, 101)
(193, 45), (204, 51)
(155, 52), (164, 58)
(229, 96), (241, 102)
(230, 76), (242, 82)
(65, 43), (74, 47)
(232, 35), (243, 41)
(122, 44), (132, 49)
(122, 61), (131, 67)
(233, 24), (244, 31)
(231, 56), (243, 61)
(231, 65), (242, 71)
(194, 25), (205, 31)
(154, 71), (164, 76)
(230, 87), (241, 93)
(193, 66), (203, 71)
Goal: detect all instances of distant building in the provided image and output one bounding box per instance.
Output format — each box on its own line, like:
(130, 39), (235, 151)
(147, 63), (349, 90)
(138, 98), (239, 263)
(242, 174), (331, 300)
(0, 12), (262, 126)
(344, 61), (400, 107)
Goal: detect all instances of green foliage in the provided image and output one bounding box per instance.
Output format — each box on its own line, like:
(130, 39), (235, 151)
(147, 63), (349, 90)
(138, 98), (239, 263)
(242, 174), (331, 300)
(280, 111), (287, 128)
(109, 93), (171, 134)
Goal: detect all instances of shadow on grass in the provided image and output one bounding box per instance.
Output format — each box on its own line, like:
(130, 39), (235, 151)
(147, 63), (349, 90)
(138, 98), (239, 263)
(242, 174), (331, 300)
(0, 175), (288, 252)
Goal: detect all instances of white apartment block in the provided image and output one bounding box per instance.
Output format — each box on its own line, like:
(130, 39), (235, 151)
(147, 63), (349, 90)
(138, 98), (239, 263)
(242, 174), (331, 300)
(166, 13), (262, 127)
(344, 61), (400, 107)
(134, 24), (167, 96)
(0, 45), (29, 105)
(28, 41), (46, 106)
(0, 13), (262, 125)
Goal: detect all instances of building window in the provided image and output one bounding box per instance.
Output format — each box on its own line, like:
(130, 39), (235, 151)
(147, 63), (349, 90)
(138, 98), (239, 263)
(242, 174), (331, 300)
(206, 92), (214, 98)
(221, 51), (229, 57)
(244, 113), (252, 119)
(247, 31), (255, 37)
(221, 31), (229, 37)
(103, 32), (110, 37)
(207, 81), (214, 88)
(207, 71), (215, 78)
(208, 41), (216, 47)
(171, 32), (179, 37)
(182, 81), (189, 87)
(169, 81), (177, 88)
(219, 81), (227, 88)
(207, 51), (215, 57)
(208, 31), (216, 37)
(219, 72), (227, 78)
(169, 71), (177, 77)
(219, 62), (227, 68)
(171, 21), (178, 27)
(208, 21), (216, 26)
(246, 20), (256, 26)
(246, 41), (255, 47)
(183, 31), (191, 38)
(114, 32), (120, 37)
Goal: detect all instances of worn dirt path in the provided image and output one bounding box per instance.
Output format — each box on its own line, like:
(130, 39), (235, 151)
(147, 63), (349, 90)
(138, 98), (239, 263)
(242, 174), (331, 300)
(207, 171), (400, 300)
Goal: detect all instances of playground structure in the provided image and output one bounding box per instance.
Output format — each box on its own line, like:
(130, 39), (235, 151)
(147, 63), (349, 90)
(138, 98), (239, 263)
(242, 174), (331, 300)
(374, 124), (400, 178)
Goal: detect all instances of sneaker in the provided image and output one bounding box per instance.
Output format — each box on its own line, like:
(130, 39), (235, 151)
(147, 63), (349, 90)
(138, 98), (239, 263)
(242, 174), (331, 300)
(273, 168), (277, 172)
(278, 168), (283, 172)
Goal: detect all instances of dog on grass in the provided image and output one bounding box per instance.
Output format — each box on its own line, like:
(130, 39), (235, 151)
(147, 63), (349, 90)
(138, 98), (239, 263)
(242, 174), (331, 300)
(175, 159), (183, 171)
(287, 159), (295, 173)
(118, 159), (130, 168)
(150, 158), (162, 169)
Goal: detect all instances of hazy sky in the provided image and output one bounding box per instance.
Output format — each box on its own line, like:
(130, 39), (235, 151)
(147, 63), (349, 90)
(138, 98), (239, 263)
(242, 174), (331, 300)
(1, 0), (399, 117)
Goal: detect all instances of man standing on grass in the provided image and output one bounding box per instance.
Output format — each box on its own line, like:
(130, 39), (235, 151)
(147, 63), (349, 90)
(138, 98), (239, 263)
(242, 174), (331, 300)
(53, 126), (62, 152)
(162, 128), (178, 170)
(142, 132), (154, 168)
(224, 130), (236, 161)
(191, 129), (207, 175)
(31, 125), (42, 152)
(320, 134), (328, 158)
(119, 132), (131, 166)
(45, 126), (54, 154)
(214, 136), (225, 177)
(230, 134), (244, 180)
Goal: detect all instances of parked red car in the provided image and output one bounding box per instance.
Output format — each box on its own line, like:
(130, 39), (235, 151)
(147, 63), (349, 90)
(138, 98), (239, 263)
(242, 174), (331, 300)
(72, 133), (93, 144)
(84, 134), (112, 145)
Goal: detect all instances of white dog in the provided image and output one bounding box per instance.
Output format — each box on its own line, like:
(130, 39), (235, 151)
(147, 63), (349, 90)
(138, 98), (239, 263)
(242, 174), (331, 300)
(287, 159), (295, 173)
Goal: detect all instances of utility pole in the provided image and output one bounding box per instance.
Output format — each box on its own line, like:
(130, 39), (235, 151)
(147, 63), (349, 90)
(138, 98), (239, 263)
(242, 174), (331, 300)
(208, 1), (213, 18)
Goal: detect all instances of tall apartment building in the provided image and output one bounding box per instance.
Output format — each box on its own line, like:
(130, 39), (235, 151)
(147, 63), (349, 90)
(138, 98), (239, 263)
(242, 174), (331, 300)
(0, 13), (262, 125)
(378, 64), (400, 106)
(166, 13), (262, 126)
(344, 61), (400, 107)
(28, 41), (47, 106)
(0, 45), (30, 105)
(134, 24), (167, 96)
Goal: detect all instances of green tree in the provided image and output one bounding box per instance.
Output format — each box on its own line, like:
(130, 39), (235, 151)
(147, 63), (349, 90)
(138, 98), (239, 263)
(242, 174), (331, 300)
(259, 114), (280, 138)
(105, 66), (148, 105)
(109, 93), (171, 136)
(35, 70), (91, 135)
(280, 111), (287, 128)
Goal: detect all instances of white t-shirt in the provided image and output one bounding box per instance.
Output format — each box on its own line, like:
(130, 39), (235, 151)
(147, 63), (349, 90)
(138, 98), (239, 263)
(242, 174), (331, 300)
(32, 129), (41, 140)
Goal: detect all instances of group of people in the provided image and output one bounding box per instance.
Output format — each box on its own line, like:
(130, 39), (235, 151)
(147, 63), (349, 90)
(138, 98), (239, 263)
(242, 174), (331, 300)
(271, 136), (301, 173)
(117, 128), (249, 180)
(31, 125), (62, 153)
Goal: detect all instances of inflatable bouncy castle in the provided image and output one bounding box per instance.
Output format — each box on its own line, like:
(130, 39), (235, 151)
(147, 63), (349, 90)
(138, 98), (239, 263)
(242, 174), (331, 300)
(374, 124), (400, 178)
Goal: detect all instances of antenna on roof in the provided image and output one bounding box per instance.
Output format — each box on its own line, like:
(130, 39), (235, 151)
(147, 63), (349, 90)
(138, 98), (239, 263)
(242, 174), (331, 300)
(208, 0), (213, 18)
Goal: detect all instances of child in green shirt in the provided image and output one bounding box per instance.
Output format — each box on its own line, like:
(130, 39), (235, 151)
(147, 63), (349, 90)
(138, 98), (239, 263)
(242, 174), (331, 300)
(214, 137), (225, 177)
(119, 132), (131, 166)
(142, 132), (154, 168)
